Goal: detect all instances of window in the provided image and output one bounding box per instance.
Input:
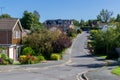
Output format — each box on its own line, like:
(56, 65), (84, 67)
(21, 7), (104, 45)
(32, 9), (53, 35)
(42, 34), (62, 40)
(13, 31), (20, 39)
(16, 31), (20, 38)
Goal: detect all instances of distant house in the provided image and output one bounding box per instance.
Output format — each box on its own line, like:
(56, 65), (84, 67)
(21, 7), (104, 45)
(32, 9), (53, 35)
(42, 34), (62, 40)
(43, 19), (74, 33)
(0, 18), (23, 61)
(98, 22), (116, 31)
(22, 29), (31, 37)
(98, 22), (107, 29)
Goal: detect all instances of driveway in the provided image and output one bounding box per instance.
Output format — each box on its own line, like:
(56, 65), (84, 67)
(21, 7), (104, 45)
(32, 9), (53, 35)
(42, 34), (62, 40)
(0, 32), (106, 80)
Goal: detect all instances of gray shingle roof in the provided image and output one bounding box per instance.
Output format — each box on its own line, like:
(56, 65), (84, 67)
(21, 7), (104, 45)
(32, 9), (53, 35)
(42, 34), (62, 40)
(0, 18), (18, 30)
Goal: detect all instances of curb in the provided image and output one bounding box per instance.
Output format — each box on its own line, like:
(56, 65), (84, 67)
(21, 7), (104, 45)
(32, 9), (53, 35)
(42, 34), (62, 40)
(76, 71), (88, 80)
(79, 58), (120, 80)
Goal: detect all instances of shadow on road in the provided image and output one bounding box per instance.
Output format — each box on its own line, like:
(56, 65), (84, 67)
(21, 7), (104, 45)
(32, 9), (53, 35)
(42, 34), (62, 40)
(73, 54), (92, 58)
(70, 63), (105, 68)
(71, 54), (120, 69)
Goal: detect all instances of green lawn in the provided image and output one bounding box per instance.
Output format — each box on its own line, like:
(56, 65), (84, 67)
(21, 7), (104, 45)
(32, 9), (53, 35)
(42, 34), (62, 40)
(111, 66), (120, 76)
(100, 55), (107, 58)
(93, 54), (107, 59)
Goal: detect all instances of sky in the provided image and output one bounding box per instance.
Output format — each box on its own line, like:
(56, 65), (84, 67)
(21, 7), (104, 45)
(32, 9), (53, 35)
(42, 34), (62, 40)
(0, 0), (120, 22)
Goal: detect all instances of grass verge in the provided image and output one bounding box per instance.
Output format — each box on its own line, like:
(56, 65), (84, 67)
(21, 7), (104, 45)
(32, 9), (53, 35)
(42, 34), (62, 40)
(111, 66), (120, 76)
(93, 54), (107, 59)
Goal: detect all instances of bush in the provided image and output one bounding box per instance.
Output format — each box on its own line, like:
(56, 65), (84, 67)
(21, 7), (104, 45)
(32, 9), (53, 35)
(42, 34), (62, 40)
(19, 55), (38, 64)
(19, 55), (26, 64)
(90, 30), (98, 37)
(67, 28), (77, 37)
(50, 53), (60, 61)
(22, 29), (72, 59)
(22, 47), (35, 55)
(7, 58), (13, 64)
(0, 54), (8, 60)
(37, 55), (45, 61)
(52, 34), (72, 53)
(22, 29), (55, 58)
(90, 28), (120, 58)
(0, 54), (13, 65)
(77, 29), (82, 34)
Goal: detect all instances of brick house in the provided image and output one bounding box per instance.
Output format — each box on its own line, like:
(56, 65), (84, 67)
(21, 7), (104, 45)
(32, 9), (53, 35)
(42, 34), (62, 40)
(43, 19), (74, 33)
(0, 18), (23, 61)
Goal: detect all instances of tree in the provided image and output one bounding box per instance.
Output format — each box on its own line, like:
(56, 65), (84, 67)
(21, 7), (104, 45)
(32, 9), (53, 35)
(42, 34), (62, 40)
(73, 19), (80, 27)
(33, 10), (40, 20)
(79, 19), (85, 27)
(109, 17), (115, 24)
(20, 11), (41, 30)
(88, 20), (93, 27)
(97, 9), (113, 23)
(0, 14), (12, 18)
(116, 14), (120, 22)
(93, 28), (119, 59)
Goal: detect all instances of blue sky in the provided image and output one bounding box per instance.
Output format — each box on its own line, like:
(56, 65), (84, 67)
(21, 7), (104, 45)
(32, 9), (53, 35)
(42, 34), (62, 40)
(0, 0), (120, 22)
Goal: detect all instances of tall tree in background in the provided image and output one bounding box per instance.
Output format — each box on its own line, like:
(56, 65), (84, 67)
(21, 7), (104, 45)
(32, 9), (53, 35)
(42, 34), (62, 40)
(88, 20), (93, 27)
(79, 19), (85, 27)
(97, 9), (113, 23)
(116, 14), (120, 22)
(109, 17), (115, 24)
(33, 10), (40, 20)
(0, 14), (12, 18)
(20, 10), (41, 30)
(73, 19), (80, 27)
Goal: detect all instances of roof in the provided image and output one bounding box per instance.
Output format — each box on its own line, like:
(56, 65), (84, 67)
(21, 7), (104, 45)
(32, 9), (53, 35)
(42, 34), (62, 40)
(0, 18), (23, 31)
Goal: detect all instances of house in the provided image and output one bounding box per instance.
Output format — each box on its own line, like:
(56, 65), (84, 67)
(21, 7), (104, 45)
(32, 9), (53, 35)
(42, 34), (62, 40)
(43, 19), (74, 33)
(98, 22), (116, 31)
(98, 22), (107, 29)
(0, 18), (23, 61)
(22, 29), (31, 37)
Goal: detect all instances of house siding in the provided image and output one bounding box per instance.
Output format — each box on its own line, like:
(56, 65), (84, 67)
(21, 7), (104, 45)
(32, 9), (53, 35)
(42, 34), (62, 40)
(0, 30), (12, 44)
(12, 23), (22, 44)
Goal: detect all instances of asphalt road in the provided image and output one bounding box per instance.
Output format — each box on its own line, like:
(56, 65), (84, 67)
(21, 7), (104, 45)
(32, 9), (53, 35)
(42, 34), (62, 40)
(0, 32), (105, 80)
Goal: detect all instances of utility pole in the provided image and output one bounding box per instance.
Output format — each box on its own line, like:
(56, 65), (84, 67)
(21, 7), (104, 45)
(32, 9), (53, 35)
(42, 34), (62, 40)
(0, 7), (5, 15)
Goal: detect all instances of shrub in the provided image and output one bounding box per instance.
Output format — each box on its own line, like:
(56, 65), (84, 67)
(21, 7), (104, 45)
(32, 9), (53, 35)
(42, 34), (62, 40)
(22, 29), (72, 59)
(37, 55), (45, 61)
(22, 29), (55, 58)
(52, 34), (72, 53)
(7, 58), (13, 64)
(67, 28), (77, 37)
(90, 28), (120, 58)
(22, 47), (35, 55)
(50, 53), (60, 61)
(90, 30), (98, 37)
(77, 29), (82, 34)
(0, 54), (13, 65)
(19, 55), (38, 64)
(19, 55), (26, 64)
(0, 54), (8, 60)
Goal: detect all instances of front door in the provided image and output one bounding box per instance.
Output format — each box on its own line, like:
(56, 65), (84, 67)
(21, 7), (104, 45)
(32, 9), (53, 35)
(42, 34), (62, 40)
(9, 47), (14, 59)
(13, 47), (19, 61)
